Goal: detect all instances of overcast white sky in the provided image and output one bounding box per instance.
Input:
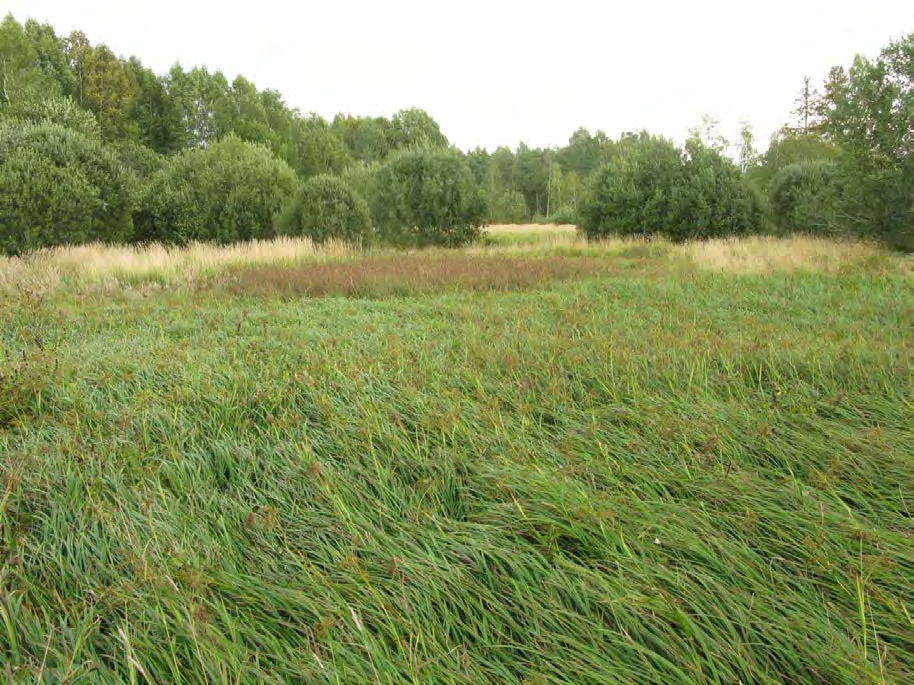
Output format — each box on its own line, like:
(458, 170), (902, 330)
(3, 1), (912, 151)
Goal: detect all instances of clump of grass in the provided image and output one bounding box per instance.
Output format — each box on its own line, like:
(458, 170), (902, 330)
(228, 254), (610, 297)
(0, 349), (53, 429)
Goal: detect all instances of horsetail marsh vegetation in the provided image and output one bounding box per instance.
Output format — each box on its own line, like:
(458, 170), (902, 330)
(0, 227), (912, 683)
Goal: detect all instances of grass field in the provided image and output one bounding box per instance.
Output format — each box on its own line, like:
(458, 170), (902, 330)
(0, 228), (911, 683)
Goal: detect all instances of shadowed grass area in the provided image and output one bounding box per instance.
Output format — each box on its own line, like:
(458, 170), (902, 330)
(0, 239), (911, 683)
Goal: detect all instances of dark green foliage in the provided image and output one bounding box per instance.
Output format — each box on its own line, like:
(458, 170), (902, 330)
(488, 189), (528, 224)
(331, 114), (395, 164)
(580, 135), (763, 241)
(1, 94), (101, 137)
(135, 136), (299, 244)
(813, 33), (913, 250)
(580, 135), (684, 239)
(291, 115), (353, 178)
(548, 203), (579, 225)
(0, 15), (62, 107)
(338, 161), (381, 204)
(678, 138), (764, 240)
(769, 161), (848, 235)
(125, 57), (184, 154)
(750, 133), (840, 191)
(390, 107), (449, 150)
(0, 120), (135, 254)
(372, 148), (486, 247)
(277, 175), (372, 244)
(559, 127), (616, 176)
(112, 139), (165, 181)
(513, 143), (550, 216)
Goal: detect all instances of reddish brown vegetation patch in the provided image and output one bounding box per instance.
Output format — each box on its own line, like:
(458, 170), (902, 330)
(228, 254), (608, 298)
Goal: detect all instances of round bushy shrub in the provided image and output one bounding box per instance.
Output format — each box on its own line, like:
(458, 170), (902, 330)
(277, 175), (372, 244)
(769, 161), (847, 235)
(580, 135), (763, 241)
(579, 136), (686, 239)
(0, 121), (135, 255)
(136, 135), (300, 244)
(678, 139), (764, 240)
(372, 149), (486, 247)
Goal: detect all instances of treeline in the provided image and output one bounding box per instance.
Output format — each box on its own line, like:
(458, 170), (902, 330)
(0, 14), (910, 253)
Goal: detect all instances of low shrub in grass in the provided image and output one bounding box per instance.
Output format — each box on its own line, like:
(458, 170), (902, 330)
(277, 175), (372, 244)
(135, 135), (300, 244)
(0, 350), (54, 429)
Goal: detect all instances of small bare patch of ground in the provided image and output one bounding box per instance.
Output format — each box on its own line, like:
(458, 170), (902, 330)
(228, 254), (610, 298)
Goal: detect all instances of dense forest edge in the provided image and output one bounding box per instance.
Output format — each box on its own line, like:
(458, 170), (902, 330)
(0, 15), (911, 253)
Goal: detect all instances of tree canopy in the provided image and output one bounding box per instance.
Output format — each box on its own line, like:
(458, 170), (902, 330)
(0, 13), (909, 252)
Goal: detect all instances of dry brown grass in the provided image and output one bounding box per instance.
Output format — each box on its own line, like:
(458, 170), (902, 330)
(673, 235), (908, 275)
(1, 231), (907, 300)
(485, 223), (577, 235)
(228, 254), (610, 298)
(0, 237), (354, 298)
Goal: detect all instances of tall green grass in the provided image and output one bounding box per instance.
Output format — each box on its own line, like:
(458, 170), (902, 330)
(0, 259), (911, 683)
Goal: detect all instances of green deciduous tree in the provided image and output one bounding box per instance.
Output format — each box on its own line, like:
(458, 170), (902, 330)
(488, 190), (527, 224)
(580, 133), (762, 241)
(815, 33), (912, 249)
(125, 58), (184, 154)
(28, 95), (101, 136)
(559, 127), (615, 176)
(332, 114), (395, 164)
(390, 107), (448, 150)
(679, 136), (764, 239)
(166, 65), (230, 150)
(277, 175), (372, 244)
(0, 15), (61, 108)
(580, 134), (685, 239)
(513, 143), (549, 217)
(292, 114), (352, 178)
(23, 19), (74, 98)
(372, 148), (486, 247)
(751, 132), (840, 191)
(66, 38), (138, 140)
(136, 135), (299, 244)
